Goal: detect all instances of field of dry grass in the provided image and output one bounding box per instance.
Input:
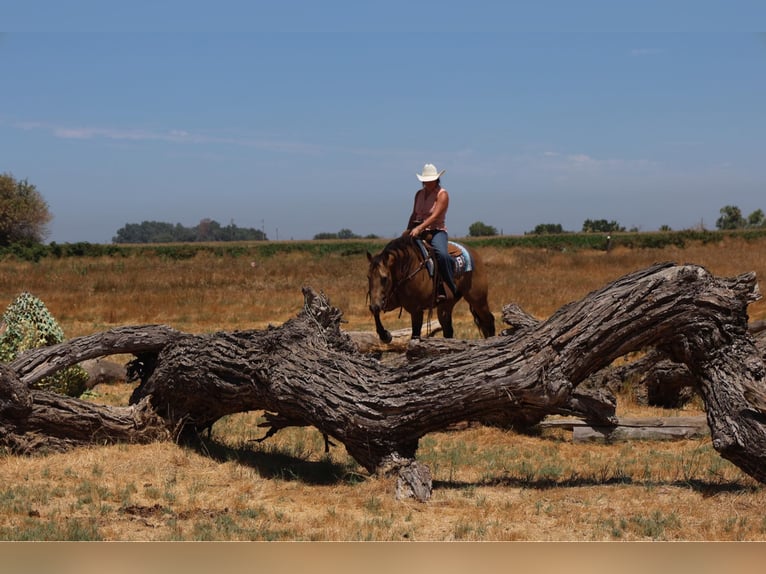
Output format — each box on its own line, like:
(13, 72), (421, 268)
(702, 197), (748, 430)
(2, 236), (766, 540)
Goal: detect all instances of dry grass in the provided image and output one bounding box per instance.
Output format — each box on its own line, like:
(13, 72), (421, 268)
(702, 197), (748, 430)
(2, 236), (766, 540)
(1, 394), (763, 541)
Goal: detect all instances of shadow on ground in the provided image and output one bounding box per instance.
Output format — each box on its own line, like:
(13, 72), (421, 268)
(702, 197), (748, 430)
(188, 434), (759, 499)
(434, 475), (758, 497)
(190, 437), (364, 486)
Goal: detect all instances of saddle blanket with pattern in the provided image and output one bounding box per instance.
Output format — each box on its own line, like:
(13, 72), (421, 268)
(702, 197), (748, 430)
(415, 239), (473, 277)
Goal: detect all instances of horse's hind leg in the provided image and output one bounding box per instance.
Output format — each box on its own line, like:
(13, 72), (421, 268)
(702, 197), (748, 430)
(470, 301), (495, 338)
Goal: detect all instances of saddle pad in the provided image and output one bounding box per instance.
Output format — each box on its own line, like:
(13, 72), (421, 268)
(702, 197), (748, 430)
(414, 239), (473, 276)
(448, 241), (473, 273)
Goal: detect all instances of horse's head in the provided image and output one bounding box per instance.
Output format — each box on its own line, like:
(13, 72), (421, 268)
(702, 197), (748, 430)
(366, 250), (396, 315)
(366, 236), (424, 343)
(367, 247), (402, 344)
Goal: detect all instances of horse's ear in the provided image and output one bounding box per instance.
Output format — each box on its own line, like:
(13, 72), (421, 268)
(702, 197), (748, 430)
(366, 251), (372, 262)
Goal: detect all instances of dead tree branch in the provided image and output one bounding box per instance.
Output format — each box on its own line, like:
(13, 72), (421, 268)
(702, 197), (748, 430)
(2, 263), (766, 500)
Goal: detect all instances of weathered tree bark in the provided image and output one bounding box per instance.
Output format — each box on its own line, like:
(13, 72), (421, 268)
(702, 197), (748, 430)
(3, 262), (766, 501)
(1, 326), (181, 453)
(0, 363), (169, 453)
(10, 324), (182, 384)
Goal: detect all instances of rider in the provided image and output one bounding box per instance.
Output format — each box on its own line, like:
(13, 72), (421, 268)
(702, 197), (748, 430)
(407, 163), (460, 302)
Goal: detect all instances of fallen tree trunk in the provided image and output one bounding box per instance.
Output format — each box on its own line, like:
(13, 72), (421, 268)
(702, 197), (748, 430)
(2, 262), (766, 501)
(1, 326), (181, 452)
(539, 416), (709, 443)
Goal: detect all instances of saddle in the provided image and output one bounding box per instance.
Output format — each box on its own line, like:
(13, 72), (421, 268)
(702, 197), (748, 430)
(414, 237), (472, 279)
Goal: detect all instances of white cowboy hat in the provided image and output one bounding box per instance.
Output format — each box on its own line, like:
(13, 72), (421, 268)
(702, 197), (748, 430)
(416, 163), (445, 182)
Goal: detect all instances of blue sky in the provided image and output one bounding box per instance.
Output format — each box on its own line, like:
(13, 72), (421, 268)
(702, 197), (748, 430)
(2, 2), (765, 243)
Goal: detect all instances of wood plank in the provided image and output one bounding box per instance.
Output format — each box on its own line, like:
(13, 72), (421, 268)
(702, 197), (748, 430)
(539, 415), (709, 443)
(345, 322), (442, 353)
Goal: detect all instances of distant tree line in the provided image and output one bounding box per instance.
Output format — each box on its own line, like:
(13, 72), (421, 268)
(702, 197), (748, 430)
(112, 219), (267, 243)
(467, 219), (630, 237)
(4, 174), (766, 248)
(503, 206), (766, 237)
(106, 206), (766, 245)
(715, 205), (766, 230)
(313, 229), (379, 240)
(467, 219), (628, 236)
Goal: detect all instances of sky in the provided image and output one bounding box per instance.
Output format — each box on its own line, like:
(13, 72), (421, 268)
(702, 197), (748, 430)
(2, 1), (765, 243)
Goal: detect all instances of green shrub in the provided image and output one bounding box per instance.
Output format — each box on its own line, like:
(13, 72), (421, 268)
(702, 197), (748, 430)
(0, 292), (88, 397)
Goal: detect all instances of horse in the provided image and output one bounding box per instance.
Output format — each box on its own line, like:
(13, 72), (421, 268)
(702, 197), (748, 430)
(366, 234), (495, 342)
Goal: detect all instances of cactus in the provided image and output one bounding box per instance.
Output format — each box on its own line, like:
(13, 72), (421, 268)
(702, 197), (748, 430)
(0, 292), (88, 396)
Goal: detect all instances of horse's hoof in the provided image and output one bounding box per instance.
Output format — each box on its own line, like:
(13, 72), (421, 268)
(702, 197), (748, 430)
(379, 331), (393, 344)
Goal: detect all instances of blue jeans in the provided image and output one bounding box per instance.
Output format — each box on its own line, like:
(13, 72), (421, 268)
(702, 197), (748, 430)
(430, 230), (458, 296)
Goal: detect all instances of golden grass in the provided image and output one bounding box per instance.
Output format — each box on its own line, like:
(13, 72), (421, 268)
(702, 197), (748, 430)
(1, 391), (762, 541)
(5, 236), (766, 338)
(2, 237), (766, 540)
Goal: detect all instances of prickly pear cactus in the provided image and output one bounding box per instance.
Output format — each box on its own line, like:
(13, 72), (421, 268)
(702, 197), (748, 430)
(0, 292), (88, 397)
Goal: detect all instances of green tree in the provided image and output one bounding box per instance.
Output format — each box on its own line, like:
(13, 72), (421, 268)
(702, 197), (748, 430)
(747, 209), (766, 228)
(337, 228), (359, 239)
(581, 219), (625, 233)
(715, 205), (746, 230)
(313, 229), (360, 240)
(0, 173), (52, 245)
(530, 223), (564, 235)
(112, 219), (266, 243)
(468, 221), (498, 237)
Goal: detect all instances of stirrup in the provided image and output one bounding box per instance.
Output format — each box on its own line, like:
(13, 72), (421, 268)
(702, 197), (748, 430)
(435, 283), (447, 303)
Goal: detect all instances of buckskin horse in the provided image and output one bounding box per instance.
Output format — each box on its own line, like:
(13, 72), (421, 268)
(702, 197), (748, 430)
(366, 234), (495, 342)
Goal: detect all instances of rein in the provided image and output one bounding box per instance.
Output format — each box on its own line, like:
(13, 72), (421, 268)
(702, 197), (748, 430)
(389, 241), (438, 332)
(370, 241), (428, 309)
(390, 241), (430, 293)
(399, 258), (427, 286)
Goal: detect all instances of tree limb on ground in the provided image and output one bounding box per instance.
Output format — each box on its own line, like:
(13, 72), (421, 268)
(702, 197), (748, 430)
(2, 262), (766, 501)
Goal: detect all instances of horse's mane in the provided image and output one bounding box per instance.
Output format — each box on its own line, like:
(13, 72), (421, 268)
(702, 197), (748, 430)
(381, 234), (416, 255)
(374, 235), (420, 279)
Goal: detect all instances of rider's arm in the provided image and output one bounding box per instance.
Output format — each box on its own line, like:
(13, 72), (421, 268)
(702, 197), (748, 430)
(406, 190), (422, 230)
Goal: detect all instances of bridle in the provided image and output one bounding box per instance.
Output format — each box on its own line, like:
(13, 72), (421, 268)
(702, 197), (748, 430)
(368, 241), (431, 311)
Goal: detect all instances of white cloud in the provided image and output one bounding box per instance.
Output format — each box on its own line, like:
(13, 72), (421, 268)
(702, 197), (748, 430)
(14, 120), (323, 154)
(568, 153), (594, 164)
(18, 121), (210, 143)
(523, 150), (660, 179)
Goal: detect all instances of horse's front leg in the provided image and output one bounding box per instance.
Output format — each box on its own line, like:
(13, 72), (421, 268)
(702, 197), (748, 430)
(437, 305), (455, 338)
(410, 310), (424, 340)
(372, 310), (392, 343)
